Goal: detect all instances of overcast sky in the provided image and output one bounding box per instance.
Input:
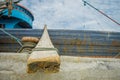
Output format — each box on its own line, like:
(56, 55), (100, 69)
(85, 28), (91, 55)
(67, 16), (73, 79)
(20, 0), (120, 32)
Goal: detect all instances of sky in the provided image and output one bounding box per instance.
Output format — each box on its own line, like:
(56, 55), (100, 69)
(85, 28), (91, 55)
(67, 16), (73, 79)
(20, 0), (120, 32)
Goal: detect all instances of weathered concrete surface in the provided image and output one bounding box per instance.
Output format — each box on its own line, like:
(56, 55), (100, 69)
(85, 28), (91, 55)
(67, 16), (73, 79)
(0, 53), (120, 80)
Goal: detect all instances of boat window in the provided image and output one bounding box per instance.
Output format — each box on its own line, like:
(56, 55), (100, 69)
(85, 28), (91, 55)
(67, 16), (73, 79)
(0, 24), (5, 28)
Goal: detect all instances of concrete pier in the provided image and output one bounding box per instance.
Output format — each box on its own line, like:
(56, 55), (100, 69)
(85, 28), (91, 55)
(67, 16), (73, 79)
(0, 53), (120, 80)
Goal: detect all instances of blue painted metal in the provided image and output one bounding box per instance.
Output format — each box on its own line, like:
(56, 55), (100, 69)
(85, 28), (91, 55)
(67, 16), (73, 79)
(0, 4), (34, 29)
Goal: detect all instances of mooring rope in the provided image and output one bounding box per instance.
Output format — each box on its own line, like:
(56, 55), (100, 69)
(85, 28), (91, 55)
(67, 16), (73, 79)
(17, 42), (37, 53)
(82, 0), (120, 26)
(114, 52), (120, 58)
(0, 28), (22, 46)
(32, 48), (59, 52)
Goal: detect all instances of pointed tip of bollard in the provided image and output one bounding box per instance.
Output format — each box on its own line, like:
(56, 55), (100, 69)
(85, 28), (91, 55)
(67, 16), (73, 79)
(44, 24), (47, 30)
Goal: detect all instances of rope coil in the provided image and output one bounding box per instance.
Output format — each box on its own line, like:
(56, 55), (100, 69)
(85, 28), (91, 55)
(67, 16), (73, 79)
(32, 48), (59, 52)
(17, 42), (37, 53)
(17, 37), (39, 53)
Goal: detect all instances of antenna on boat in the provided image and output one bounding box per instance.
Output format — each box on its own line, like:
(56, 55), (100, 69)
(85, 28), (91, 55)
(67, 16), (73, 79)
(82, 0), (120, 26)
(7, 0), (13, 17)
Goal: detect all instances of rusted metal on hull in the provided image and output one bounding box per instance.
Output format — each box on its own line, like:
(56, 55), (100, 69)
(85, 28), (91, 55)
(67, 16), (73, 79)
(0, 29), (120, 57)
(52, 39), (120, 46)
(0, 38), (120, 46)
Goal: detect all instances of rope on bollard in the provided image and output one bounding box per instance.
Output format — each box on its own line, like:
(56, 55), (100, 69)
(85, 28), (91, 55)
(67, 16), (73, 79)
(17, 37), (39, 53)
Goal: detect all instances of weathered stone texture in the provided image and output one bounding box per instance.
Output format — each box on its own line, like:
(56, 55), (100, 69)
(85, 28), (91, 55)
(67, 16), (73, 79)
(0, 53), (120, 80)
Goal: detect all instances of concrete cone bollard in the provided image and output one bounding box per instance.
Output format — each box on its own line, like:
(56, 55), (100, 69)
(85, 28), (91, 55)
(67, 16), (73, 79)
(27, 25), (60, 73)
